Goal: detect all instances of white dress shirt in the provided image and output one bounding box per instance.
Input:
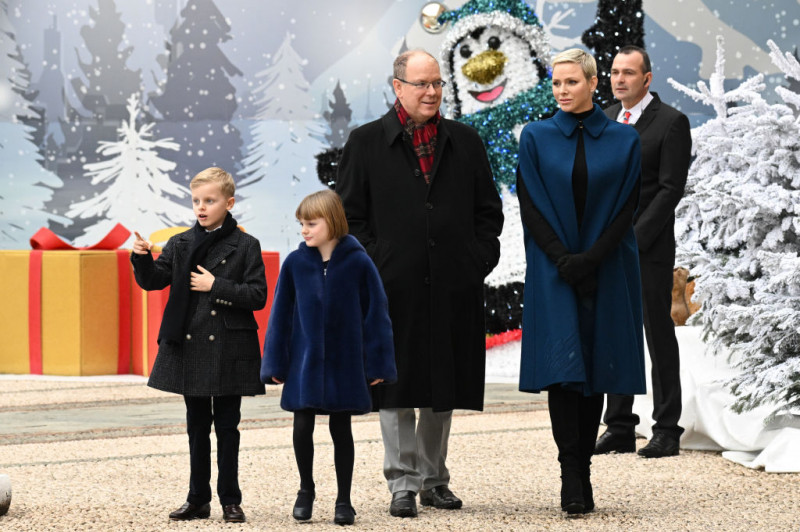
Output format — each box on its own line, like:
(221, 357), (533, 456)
(615, 91), (654, 125)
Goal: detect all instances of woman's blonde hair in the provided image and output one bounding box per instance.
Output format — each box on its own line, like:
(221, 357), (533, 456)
(551, 48), (597, 80)
(190, 167), (236, 198)
(296, 189), (349, 240)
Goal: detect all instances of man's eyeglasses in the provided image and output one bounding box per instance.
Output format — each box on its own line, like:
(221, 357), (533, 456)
(395, 78), (447, 90)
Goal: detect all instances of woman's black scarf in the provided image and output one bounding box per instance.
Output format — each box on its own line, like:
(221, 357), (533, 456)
(158, 212), (238, 344)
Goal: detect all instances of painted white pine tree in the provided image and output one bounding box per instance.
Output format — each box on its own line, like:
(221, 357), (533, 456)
(238, 32), (325, 257)
(669, 37), (800, 417)
(0, 0), (69, 248)
(66, 94), (193, 246)
(240, 31), (324, 187)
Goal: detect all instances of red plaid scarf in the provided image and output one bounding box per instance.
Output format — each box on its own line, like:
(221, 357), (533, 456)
(395, 99), (440, 184)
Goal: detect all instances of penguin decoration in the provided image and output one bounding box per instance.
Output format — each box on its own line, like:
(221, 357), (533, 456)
(438, 0), (557, 344)
(439, 0), (556, 191)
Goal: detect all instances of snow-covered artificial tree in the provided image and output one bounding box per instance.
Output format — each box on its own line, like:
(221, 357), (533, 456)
(0, 0), (69, 248)
(670, 37), (800, 417)
(66, 94), (192, 246)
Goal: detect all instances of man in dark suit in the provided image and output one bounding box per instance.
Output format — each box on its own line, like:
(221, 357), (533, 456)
(595, 45), (692, 458)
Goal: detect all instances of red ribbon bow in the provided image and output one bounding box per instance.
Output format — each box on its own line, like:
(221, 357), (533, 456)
(30, 223), (131, 250)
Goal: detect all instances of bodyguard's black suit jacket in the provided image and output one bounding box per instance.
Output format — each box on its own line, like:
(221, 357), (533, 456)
(605, 92), (691, 264)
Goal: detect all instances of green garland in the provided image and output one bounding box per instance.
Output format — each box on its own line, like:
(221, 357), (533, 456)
(455, 84), (556, 192)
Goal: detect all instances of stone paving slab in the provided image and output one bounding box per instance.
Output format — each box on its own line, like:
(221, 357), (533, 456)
(0, 382), (542, 445)
(0, 379), (798, 531)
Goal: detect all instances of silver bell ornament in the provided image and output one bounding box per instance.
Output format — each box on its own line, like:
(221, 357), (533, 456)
(420, 2), (448, 34)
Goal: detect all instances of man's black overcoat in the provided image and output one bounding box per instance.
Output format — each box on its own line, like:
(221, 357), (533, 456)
(337, 109), (503, 412)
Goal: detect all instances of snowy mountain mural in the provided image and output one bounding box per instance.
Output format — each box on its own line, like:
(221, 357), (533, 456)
(1, 0), (798, 257)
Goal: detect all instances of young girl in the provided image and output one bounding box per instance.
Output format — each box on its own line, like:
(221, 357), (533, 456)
(261, 189), (396, 526)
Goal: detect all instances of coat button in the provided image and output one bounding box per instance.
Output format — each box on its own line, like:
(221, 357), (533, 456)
(424, 276), (431, 285)
(209, 335), (215, 342)
(215, 299), (220, 303)
(428, 238), (435, 247)
(221, 259), (226, 264)
(185, 334), (191, 340)
(425, 202), (433, 210)
(210, 310), (217, 316)
(414, 169), (421, 177)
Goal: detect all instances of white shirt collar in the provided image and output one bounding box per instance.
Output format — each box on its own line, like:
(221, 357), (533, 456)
(616, 91), (654, 125)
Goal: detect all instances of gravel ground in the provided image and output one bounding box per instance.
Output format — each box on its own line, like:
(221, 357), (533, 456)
(0, 379), (798, 531)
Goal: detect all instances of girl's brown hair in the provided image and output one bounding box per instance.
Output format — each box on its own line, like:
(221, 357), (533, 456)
(296, 189), (349, 240)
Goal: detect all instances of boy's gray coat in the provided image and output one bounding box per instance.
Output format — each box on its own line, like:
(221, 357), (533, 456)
(132, 228), (267, 396)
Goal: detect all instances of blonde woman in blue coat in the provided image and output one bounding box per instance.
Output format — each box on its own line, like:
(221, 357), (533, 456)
(261, 189), (397, 526)
(517, 49), (645, 515)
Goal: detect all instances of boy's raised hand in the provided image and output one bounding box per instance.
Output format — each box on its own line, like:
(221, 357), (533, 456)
(190, 265), (215, 292)
(132, 231), (152, 255)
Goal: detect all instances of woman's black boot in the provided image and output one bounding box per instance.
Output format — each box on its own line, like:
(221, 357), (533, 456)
(548, 387), (585, 515)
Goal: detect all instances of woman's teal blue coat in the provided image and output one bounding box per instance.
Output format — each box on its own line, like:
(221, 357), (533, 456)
(261, 234), (397, 414)
(518, 105), (646, 395)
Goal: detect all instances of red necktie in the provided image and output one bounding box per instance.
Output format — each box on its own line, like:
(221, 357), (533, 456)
(623, 111), (632, 124)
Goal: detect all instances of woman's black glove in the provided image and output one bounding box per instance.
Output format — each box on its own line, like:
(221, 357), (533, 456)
(556, 254), (597, 284)
(557, 254), (598, 298)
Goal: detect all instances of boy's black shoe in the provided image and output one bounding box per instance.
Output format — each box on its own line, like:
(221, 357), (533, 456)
(169, 502), (210, 520)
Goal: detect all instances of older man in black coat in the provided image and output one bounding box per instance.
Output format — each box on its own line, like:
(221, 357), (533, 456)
(336, 49), (503, 518)
(595, 45), (692, 459)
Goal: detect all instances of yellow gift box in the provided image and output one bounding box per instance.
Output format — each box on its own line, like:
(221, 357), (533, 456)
(0, 250), (130, 376)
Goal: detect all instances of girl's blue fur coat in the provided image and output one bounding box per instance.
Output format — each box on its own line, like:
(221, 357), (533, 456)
(261, 234), (396, 414)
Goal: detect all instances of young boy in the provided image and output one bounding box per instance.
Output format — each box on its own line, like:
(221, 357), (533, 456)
(131, 167), (267, 523)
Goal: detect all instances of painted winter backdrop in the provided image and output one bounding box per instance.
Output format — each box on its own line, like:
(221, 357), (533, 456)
(2, 0), (798, 255)
(2, 0), (800, 418)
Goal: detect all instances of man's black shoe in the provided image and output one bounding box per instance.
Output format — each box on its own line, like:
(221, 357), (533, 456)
(222, 504), (246, 523)
(389, 490), (417, 518)
(419, 485), (462, 509)
(638, 433), (680, 458)
(594, 430), (636, 454)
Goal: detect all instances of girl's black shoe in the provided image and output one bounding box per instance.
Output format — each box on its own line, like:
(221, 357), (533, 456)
(333, 503), (356, 526)
(292, 489), (315, 521)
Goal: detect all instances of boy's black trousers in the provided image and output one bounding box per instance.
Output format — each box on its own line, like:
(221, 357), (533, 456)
(184, 395), (242, 506)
